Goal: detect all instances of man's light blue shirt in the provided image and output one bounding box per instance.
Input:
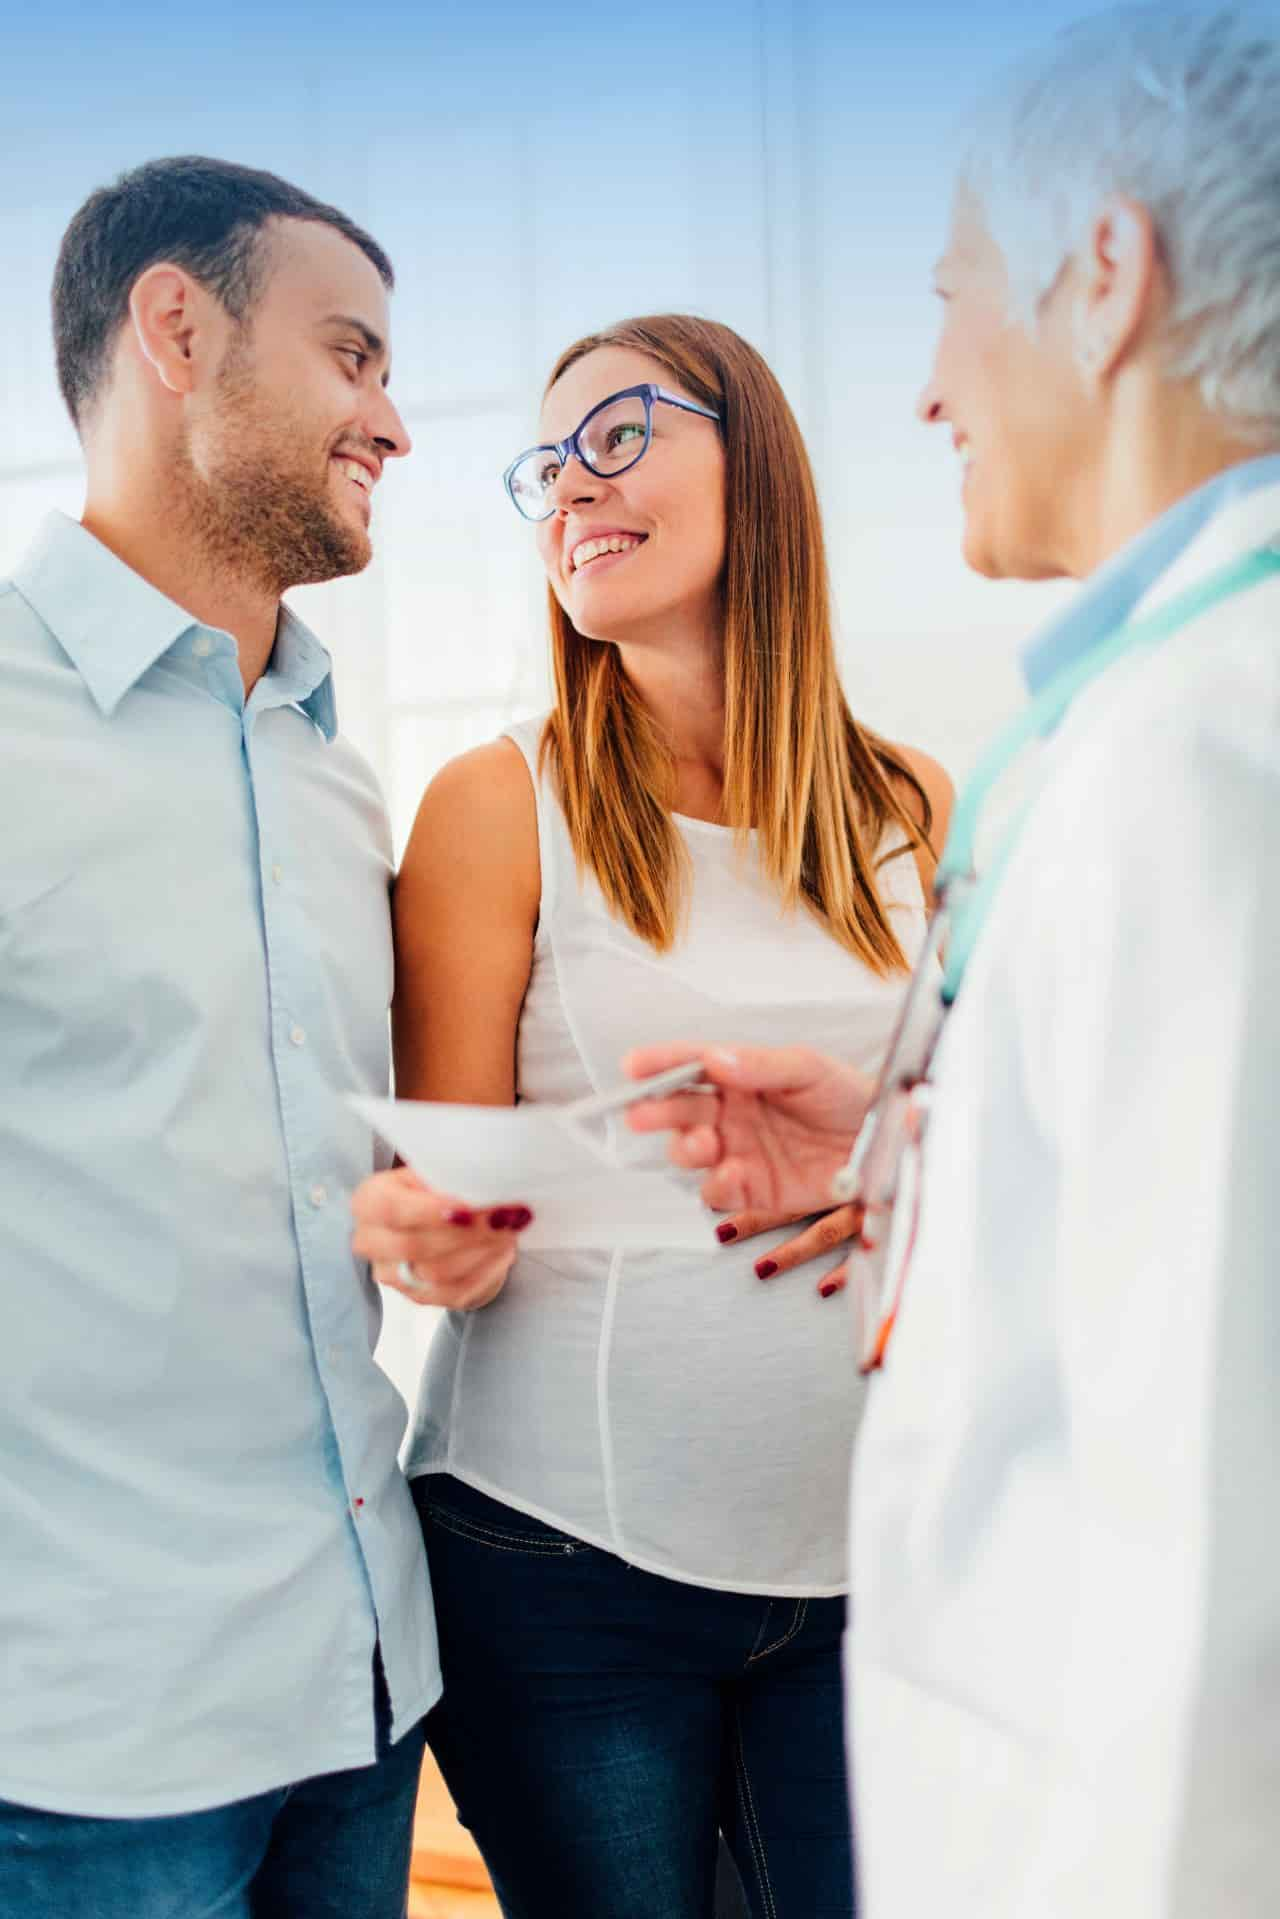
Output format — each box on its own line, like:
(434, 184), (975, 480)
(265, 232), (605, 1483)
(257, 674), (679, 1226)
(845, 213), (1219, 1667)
(1021, 451), (1280, 692)
(0, 514), (440, 1817)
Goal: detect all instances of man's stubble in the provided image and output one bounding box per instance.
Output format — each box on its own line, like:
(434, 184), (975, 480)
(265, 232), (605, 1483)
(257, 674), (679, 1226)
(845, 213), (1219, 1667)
(171, 330), (371, 599)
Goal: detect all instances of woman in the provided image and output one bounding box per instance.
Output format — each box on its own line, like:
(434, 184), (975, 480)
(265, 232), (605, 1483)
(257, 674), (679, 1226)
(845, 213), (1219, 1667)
(390, 315), (951, 1918)
(621, 11), (1280, 1917)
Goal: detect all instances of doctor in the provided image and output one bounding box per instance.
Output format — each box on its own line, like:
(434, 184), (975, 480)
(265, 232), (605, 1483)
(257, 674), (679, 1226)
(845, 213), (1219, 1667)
(626, 6), (1280, 1914)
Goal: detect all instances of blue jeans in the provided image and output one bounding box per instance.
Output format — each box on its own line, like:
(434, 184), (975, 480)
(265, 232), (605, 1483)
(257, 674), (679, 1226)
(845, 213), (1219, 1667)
(415, 1474), (855, 1919)
(0, 1658), (425, 1919)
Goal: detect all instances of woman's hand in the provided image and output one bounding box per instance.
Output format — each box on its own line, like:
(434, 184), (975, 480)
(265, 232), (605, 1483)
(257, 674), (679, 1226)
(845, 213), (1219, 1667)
(351, 1166), (533, 1311)
(715, 1202), (863, 1299)
(623, 1042), (874, 1215)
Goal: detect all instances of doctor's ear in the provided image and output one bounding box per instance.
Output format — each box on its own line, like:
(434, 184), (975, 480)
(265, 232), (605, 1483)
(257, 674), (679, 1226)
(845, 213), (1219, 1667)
(126, 264), (218, 399)
(1072, 198), (1160, 384)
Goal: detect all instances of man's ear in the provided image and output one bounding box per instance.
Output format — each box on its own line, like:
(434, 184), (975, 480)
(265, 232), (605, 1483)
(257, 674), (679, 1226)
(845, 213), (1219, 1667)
(1072, 196), (1160, 383)
(126, 264), (213, 398)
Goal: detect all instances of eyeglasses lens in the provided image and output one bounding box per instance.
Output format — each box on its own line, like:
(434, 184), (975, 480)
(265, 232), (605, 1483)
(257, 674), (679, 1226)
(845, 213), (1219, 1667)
(508, 450), (562, 521)
(578, 392), (650, 475)
(508, 391), (653, 520)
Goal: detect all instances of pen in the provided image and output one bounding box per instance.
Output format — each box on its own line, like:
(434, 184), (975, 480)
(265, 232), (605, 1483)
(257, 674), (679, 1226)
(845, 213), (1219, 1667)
(556, 1059), (711, 1129)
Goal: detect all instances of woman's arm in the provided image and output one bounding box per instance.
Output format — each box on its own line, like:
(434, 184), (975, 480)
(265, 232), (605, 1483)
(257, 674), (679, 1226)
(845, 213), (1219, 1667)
(392, 738), (540, 1104)
(350, 739), (542, 1307)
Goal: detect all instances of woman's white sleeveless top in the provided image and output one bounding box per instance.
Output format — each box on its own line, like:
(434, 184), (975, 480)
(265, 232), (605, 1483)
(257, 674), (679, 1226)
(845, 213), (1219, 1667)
(405, 715), (928, 1594)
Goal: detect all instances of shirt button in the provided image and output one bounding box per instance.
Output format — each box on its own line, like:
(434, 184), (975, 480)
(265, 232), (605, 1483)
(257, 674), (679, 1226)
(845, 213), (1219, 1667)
(271, 863), (284, 886)
(309, 1183), (328, 1209)
(289, 1025), (307, 1048)
(192, 633), (214, 660)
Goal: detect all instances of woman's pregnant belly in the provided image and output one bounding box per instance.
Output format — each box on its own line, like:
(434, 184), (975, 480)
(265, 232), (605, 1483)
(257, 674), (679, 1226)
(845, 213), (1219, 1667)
(424, 1232), (868, 1593)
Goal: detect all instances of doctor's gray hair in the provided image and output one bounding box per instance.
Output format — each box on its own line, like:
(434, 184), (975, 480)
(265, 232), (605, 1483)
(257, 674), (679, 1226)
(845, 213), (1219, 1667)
(960, 6), (1280, 439)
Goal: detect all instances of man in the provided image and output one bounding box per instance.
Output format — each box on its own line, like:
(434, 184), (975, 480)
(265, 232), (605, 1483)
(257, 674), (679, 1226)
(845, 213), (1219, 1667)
(0, 156), (518, 1919)
(622, 8), (1280, 1915)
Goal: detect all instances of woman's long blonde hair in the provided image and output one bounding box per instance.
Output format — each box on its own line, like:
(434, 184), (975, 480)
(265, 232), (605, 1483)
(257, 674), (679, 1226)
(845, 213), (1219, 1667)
(540, 314), (931, 975)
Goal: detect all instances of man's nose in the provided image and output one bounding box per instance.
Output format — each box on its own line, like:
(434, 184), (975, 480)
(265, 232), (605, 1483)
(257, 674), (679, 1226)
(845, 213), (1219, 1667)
(369, 387), (412, 460)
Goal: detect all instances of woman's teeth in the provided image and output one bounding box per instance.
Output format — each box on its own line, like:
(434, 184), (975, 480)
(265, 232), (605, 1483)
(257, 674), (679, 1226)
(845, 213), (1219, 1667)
(571, 534), (642, 572)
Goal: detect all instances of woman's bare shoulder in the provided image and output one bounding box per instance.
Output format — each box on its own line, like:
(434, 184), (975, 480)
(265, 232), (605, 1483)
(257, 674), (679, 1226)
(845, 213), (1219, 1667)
(890, 743), (954, 841)
(397, 735), (540, 918)
(885, 742), (955, 903)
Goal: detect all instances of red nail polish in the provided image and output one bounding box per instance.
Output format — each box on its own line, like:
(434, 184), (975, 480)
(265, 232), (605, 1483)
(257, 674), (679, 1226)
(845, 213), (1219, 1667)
(820, 1279), (842, 1299)
(445, 1208), (475, 1227)
(756, 1259), (778, 1280)
(490, 1205), (533, 1231)
(715, 1223), (738, 1244)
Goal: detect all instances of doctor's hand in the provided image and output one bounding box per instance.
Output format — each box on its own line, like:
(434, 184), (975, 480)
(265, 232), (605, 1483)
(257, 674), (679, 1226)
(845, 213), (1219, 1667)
(351, 1166), (532, 1311)
(622, 1042), (874, 1216)
(714, 1202), (863, 1300)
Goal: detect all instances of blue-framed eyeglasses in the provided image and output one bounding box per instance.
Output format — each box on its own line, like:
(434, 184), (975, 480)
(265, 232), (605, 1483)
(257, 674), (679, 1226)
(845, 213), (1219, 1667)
(503, 383), (721, 522)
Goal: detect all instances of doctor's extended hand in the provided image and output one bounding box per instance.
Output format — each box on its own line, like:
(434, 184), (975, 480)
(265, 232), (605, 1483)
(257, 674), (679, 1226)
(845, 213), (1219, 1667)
(350, 1166), (533, 1310)
(622, 1043), (874, 1217)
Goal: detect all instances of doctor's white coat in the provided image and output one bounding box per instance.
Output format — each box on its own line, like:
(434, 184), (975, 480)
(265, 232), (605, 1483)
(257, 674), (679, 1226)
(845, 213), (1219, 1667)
(849, 481), (1280, 1918)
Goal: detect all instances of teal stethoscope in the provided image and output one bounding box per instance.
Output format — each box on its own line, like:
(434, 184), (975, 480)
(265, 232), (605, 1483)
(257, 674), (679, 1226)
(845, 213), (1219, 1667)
(833, 540), (1280, 1372)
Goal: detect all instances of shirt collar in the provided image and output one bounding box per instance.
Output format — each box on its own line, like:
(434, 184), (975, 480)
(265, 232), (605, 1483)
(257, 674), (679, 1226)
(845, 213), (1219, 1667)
(266, 604), (339, 741)
(13, 512), (200, 716)
(1021, 452), (1280, 696)
(12, 511), (338, 740)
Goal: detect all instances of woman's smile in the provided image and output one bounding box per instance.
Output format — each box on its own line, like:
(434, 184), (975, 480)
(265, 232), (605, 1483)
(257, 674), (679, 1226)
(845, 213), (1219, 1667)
(566, 527), (649, 578)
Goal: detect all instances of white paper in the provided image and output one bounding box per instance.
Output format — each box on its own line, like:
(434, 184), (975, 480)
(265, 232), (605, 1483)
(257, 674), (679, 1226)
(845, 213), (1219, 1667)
(350, 1096), (721, 1249)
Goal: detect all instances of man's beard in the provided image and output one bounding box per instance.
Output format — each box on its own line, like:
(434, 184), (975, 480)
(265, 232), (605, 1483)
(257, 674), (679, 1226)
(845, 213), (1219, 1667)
(174, 342), (371, 596)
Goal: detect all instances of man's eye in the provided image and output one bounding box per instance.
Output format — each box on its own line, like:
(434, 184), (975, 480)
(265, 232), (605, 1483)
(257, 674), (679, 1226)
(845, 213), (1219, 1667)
(339, 348), (368, 371)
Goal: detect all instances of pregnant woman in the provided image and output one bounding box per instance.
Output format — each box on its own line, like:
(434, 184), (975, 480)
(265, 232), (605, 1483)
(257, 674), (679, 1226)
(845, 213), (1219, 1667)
(391, 314), (951, 1918)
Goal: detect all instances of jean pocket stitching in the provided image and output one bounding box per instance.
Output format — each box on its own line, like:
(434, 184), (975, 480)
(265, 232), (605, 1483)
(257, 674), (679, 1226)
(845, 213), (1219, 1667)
(426, 1503), (582, 1556)
(746, 1597), (809, 1664)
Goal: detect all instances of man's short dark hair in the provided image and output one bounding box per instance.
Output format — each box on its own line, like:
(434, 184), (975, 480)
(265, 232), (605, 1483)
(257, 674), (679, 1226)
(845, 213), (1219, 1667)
(52, 155), (395, 432)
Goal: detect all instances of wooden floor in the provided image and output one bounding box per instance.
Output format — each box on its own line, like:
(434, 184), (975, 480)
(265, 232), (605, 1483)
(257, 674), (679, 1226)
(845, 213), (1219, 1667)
(408, 1750), (501, 1919)
(409, 1890), (501, 1919)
